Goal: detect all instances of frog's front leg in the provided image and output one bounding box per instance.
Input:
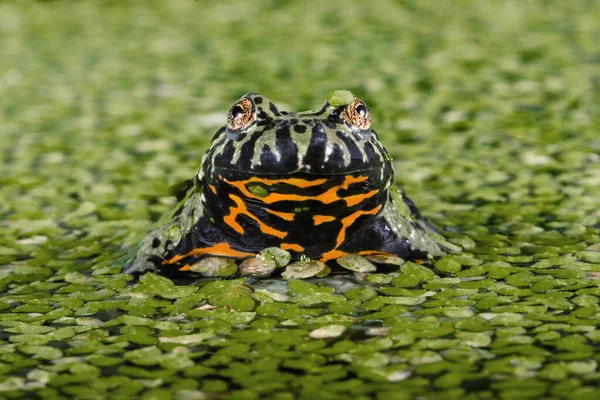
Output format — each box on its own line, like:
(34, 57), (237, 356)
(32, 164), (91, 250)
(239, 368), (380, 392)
(341, 187), (461, 261)
(125, 219), (183, 275)
(125, 190), (242, 275)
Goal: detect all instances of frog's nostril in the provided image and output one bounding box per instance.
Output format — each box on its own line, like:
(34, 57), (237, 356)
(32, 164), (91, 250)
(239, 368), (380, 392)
(293, 125), (307, 133)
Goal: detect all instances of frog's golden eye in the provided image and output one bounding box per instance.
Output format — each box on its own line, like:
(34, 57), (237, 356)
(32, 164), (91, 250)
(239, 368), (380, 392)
(227, 98), (255, 131)
(344, 98), (371, 130)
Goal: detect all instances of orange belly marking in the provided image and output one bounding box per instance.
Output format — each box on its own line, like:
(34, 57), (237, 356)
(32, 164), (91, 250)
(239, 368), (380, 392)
(223, 194), (288, 239)
(281, 243), (305, 252)
(164, 242), (255, 266)
(266, 209), (296, 221)
(313, 215), (336, 226)
(320, 205), (382, 263)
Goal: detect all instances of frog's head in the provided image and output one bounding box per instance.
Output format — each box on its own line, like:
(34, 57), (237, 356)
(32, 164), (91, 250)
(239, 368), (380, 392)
(199, 91), (394, 255)
(205, 90), (391, 177)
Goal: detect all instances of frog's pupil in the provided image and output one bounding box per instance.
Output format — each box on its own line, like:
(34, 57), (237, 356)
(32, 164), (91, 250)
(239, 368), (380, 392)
(356, 104), (367, 118)
(231, 105), (244, 119)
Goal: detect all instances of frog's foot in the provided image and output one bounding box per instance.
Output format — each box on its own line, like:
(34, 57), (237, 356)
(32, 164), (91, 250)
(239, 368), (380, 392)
(125, 189), (238, 277)
(124, 215), (198, 277)
(123, 227), (170, 276)
(124, 254), (160, 275)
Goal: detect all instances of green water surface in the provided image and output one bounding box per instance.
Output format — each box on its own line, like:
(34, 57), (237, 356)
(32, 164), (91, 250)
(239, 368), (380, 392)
(0, 1), (599, 399)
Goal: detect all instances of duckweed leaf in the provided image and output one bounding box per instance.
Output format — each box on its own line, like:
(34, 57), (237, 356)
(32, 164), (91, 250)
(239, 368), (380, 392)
(239, 257), (276, 278)
(260, 248), (292, 268)
(337, 254), (377, 272)
(309, 325), (346, 339)
(133, 273), (198, 299)
(189, 257), (238, 277)
(17, 345), (63, 360)
(281, 261), (326, 279)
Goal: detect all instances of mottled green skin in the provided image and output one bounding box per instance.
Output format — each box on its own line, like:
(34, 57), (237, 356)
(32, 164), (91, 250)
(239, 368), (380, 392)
(127, 91), (459, 275)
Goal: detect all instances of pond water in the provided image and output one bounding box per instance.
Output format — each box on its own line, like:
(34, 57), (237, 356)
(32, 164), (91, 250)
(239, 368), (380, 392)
(0, 1), (599, 399)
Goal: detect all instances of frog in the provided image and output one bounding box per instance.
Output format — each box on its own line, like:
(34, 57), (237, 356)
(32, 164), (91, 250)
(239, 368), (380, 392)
(126, 90), (460, 276)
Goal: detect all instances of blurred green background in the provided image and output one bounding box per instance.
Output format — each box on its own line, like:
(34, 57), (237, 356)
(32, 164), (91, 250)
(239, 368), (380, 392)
(0, 1), (599, 399)
(1, 0), (598, 219)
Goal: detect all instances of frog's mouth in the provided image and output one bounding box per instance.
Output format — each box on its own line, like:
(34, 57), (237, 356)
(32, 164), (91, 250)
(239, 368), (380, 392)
(210, 158), (390, 179)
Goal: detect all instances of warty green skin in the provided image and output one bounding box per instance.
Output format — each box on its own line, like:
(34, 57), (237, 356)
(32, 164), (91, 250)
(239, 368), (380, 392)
(127, 90), (460, 276)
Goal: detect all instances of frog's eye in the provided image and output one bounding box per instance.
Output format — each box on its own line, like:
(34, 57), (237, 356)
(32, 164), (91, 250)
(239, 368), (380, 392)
(344, 98), (371, 130)
(227, 98), (255, 132)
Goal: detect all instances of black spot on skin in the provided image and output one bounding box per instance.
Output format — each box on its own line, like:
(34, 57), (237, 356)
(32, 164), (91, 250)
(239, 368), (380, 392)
(219, 141), (236, 164)
(313, 122), (325, 133)
(259, 144), (278, 167)
(303, 125), (327, 167)
(294, 125), (307, 133)
(257, 110), (268, 120)
(152, 238), (161, 248)
(237, 130), (262, 170)
(323, 118), (337, 129)
(336, 131), (363, 169)
(327, 144), (345, 169)
(262, 120), (277, 131)
(269, 102), (280, 116)
(329, 108), (343, 119)
(363, 140), (376, 161)
(254, 96), (263, 104)
(290, 118), (299, 125)
(275, 126), (298, 171)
